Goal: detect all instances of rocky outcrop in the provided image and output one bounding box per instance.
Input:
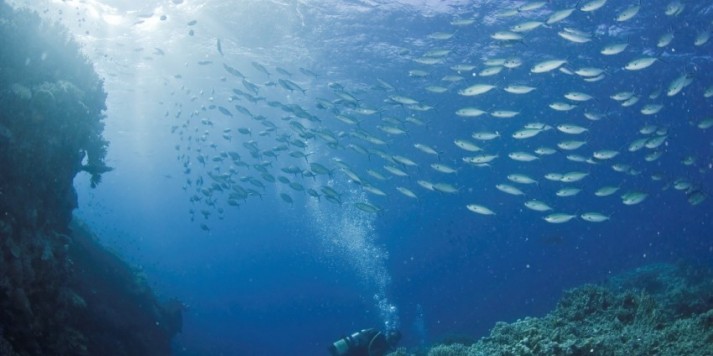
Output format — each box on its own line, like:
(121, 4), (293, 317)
(391, 263), (713, 356)
(0, 3), (179, 355)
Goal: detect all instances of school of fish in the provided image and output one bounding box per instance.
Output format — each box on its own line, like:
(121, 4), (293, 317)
(152, 1), (712, 230)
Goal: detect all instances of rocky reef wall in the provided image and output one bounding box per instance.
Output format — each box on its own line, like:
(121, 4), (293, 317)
(392, 263), (713, 356)
(0, 2), (179, 355)
(0, 2), (109, 230)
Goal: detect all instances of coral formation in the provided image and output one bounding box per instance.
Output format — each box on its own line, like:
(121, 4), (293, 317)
(65, 220), (184, 355)
(0, 1), (109, 230)
(390, 263), (713, 356)
(0, 3), (179, 355)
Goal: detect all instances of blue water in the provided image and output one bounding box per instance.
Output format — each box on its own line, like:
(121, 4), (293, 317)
(11, 0), (713, 354)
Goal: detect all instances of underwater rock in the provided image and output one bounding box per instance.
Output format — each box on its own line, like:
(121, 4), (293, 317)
(0, 3), (178, 355)
(397, 263), (713, 356)
(65, 220), (181, 355)
(0, 2), (109, 229)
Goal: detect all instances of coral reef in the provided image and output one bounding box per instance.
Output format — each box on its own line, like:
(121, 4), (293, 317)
(65, 220), (183, 355)
(391, 263), (713, 356)
(0, 1), (109, 230)
(0, 3), (179, 355)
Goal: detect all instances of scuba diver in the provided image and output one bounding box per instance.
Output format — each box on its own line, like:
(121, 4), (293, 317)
(328, 328), (401, 356)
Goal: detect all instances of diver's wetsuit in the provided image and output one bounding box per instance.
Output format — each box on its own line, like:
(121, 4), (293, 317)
(328, 328), (392, 356)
